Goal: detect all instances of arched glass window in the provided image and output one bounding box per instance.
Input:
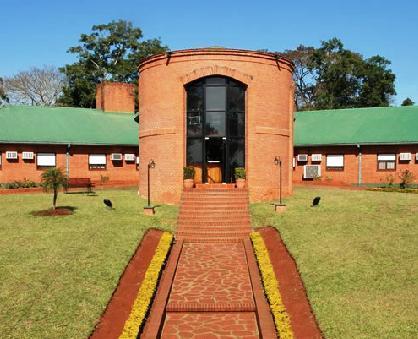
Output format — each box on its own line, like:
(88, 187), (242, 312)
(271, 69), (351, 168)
(186, 76), (245, 183)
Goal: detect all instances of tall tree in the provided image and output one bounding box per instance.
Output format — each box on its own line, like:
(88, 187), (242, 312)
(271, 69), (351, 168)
(283, 45), (316, 110)
(59, 20), (168, 108)
(401, 97), (414, 106)
(284, 38), (396, 110)
(4, 66), (65, 106)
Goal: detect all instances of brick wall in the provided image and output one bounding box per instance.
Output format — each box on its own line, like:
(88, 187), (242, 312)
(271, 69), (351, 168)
(138, 49), (294, 203)
(96, 82), (135, 113)
(0, 144), (138, 185)
(294, 145), (418, 186)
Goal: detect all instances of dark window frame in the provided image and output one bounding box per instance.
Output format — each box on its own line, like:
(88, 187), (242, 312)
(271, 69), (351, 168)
(185, 76), (246, 183)
(377, 154), (396, 171)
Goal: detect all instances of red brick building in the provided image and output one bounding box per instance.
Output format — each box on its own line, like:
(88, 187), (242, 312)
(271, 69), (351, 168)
(293, 107), (418, 186)
(0, 83), (139, 187)
(137, 48), (295, 203)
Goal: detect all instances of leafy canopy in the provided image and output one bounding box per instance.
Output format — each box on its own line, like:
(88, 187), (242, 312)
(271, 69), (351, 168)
(41, 167), (68, 209)
(284, 38), (396, 111)
(401, 97), (414, 106)
(59, 20), (168, 108)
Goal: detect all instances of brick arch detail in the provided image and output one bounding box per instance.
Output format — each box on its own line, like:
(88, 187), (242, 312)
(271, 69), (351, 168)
(180, 65), (253, 85)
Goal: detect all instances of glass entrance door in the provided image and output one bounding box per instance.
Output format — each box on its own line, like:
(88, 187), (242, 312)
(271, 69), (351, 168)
(205, 138), (225, 183)
(186, 76), (245, 183)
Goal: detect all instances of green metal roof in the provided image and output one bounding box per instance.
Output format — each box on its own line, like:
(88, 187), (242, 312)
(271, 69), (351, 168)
(294, 106), (418, 146)
(0, 105), (138, 146)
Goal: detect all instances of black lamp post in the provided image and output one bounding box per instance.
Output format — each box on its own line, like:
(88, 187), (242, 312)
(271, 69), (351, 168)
(144, 159), (156, 215)
(274, 156), (286, 211)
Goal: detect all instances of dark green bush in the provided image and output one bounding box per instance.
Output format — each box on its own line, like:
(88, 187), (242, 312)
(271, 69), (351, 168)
(183, 166), (195, 180)
(234, 167), (246, 179)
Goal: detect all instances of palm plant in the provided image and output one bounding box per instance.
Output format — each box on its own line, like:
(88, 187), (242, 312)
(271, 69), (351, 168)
(41, 168), (67, 210)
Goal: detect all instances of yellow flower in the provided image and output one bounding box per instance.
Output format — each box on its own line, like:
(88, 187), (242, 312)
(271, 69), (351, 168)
(119, 232), (173, 339)
(250, 232), (294, 339)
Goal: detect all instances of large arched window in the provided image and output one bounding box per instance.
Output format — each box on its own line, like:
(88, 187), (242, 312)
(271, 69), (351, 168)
(186, 76), (245, 183)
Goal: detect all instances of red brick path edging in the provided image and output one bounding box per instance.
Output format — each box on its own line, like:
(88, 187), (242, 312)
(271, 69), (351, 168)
(141, 188), (277, 338)
(258, 227), (323, 339)
(90, 229), (163, 339)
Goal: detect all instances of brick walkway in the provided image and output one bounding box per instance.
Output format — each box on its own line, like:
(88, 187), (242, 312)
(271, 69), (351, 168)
(142, 188), (276, 338)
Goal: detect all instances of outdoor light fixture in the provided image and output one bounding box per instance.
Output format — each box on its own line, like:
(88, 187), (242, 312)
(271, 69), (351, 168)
(273, 156), (286, 213)
(144, 159), (156, 215)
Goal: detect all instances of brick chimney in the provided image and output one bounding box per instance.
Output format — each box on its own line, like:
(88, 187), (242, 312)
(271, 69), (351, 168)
(96, 82), (135, 113)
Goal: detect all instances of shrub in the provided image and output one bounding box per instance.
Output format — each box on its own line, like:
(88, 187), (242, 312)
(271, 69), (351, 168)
(399, 170), (415, 189)
(183, 166), (195, 180)
(100, 175), (110, 184)
(385, 174), (395, 187)
(234, 167), (246, 179)
(41, 168), (68, 210)
(0, 179), (37, 189)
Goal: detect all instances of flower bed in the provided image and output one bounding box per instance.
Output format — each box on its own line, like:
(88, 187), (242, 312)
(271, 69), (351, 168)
(119, 231), (173, 338)
(90, 229), (173, 339)
(250, 231), (294, 339)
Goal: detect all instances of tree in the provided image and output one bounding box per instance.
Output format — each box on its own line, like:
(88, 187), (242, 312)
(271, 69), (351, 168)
(4, 66), (66, 106)
(59, 20), (168, 108)
(41, 168), (67, 210)
(357, 55), (396, 107)
(401, 97), (414, 106)
(0, 77), (8, 105)
(284, 38), (396, 110)
(283, 45), (316, 110)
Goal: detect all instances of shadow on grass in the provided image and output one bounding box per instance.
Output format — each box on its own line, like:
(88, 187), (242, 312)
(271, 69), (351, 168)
(64, 191), (98, 196)
(30, 206), (78, 217)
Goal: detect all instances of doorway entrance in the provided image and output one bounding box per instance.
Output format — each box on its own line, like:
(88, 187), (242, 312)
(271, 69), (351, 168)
(186, 76), (245, 183)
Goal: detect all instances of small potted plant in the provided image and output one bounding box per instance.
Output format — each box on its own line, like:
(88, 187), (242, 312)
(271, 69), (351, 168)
(183, 166), (195, 189)
(234, 167), (246, 189)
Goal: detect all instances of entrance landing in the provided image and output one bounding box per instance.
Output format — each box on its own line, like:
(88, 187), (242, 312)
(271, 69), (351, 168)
(142, 188), (276, 338)
(194, 183), (236, 189)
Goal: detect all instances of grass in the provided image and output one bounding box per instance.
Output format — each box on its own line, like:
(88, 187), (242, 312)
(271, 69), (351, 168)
(0, 188), (178, 339)
(251, 187), (418, 338)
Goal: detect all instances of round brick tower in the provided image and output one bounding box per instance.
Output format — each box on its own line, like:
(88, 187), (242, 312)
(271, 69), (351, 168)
(138, 48), (294, 204)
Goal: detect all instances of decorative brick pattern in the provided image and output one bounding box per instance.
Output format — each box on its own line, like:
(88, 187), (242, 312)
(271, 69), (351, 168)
(142, 187), (277, 338)
(167, 242), (254, 310)
(138, 48), (294, 204)
(161, 312), (259, 338)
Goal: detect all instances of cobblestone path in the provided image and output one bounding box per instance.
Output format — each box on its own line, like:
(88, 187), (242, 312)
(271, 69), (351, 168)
(142, 187), (276, 338)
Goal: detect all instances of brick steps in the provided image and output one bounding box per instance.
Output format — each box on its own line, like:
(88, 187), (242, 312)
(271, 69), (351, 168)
(179, 211), (249, 215)
(143, 187), (276, 338)
(178, 226), (250, 231)
(176, 231), (250, 237)
(177, 219), (249, 228)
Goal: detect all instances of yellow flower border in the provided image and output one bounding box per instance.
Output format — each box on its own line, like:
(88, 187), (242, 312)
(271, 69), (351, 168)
(119, 232), (173, 339)
(250, 231), (294, 339)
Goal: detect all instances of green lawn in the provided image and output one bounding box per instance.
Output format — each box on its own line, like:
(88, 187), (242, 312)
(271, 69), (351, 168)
(0, 188), (178, 339)
(251, 187), (418, 338)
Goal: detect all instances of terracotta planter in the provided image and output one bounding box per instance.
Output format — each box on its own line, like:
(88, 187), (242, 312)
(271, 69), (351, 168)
(236, 178), (246, 189)
(183, 179), (194, 189)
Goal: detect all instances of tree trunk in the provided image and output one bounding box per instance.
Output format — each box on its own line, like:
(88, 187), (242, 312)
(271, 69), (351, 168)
(53, 189), (58, 210)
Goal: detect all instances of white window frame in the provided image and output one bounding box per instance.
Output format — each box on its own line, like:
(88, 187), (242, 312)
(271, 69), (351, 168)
(89, 154), (107, 170)
(377, 154), (396, 171)
(36, 153), (56, 167)
(326, 155), (344, 169)
(124, 153), (136, 162)
(22, 151), (34, 160)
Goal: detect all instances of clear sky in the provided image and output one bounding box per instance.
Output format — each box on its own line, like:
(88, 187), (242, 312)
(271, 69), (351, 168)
(1, 0), (417, 105)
